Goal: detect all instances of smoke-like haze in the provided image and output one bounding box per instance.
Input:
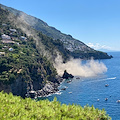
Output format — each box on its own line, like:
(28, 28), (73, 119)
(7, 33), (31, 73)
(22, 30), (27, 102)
(8, 13), (53, 60)
(7, 12), (107, 77)
(54, 55), (107, 77)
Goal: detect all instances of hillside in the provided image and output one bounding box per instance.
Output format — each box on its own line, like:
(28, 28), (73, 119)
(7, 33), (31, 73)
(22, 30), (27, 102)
(0, 4), (112, 98)
(0, 3), (112, 59)
(0, 6), (68, 97)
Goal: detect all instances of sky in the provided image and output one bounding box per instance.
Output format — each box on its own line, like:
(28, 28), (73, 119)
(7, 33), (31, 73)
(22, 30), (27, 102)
(0, 0), (120, 51)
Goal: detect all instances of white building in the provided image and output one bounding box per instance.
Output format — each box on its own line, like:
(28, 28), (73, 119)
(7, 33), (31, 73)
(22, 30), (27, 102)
(10, 29), (17, 32)
(0, 52), (5, 56)
(9, 48), (13, 51)
(1, 34), (11, 40)
(20, 36), (27, 40)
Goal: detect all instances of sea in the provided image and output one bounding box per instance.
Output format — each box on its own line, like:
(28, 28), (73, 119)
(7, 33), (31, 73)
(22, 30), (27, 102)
(40, 52), (120, 120)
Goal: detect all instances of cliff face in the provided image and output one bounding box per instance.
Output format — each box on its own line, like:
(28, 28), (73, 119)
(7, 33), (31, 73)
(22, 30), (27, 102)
(0, 76), (27, 98)
(0, 7), (61, 98)
(0, 76), (61, 98)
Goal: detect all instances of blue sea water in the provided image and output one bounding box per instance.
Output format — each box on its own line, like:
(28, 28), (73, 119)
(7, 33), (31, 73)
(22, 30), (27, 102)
(43, 52), (120, 120)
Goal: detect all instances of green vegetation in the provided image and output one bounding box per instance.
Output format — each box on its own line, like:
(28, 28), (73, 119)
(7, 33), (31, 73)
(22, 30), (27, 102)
(37, 32), (70, 62)
(71, 50), (112, 59)
(0, 91), (111, 120)
(0, 7), (57, 88)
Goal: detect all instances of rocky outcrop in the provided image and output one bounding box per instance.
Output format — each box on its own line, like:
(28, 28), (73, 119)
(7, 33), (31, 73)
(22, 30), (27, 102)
(0, 75), (64, 98)
(35, 76), (63, 98)
(62, 70), (74, 79)
(37, 82), (59, 97)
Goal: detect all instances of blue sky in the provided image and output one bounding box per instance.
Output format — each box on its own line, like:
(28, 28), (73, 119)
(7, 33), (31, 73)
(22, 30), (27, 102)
(0, 0), (120, 51)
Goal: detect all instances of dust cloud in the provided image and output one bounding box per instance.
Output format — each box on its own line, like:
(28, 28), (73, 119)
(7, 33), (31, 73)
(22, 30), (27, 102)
(54, 55), (107, 77)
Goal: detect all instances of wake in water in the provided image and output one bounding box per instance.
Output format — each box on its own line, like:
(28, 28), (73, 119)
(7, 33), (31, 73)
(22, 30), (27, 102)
(82, 77), (117, 83)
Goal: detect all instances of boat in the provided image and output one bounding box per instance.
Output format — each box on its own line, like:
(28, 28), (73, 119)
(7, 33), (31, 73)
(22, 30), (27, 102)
(105, 98), (108, 101)
(76, 77), (80, 79)
(105, 84), (109, 87)
(61, 88), (66, 90)
(66, 80), (72, 83)
(97, 99), (100, 101)
(116, 100), (120, 103)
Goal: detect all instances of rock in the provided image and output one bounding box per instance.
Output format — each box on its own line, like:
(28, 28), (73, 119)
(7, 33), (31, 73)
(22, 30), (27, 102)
(56, 75), (64, 84)
(62, 70), (74, 79)
(66, 80), (72, 83)
(37, 82), (59, 97)
(61, 88), (66, 90)
(28, 91), (37, 98)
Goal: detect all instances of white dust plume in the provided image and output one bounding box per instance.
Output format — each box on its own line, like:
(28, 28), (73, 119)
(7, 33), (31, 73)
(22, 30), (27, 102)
(54, 55), (107, 77)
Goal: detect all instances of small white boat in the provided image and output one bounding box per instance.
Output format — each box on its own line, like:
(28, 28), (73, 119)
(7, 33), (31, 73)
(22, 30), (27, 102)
(105, 98), (108, 101)
(116, 100), (120, 103)
(105, 84), (109, 87)
(97, 99), (100, 101)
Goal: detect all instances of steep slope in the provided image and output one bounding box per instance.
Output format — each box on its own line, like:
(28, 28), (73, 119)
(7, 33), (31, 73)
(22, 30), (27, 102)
(0, 4), (112, 59)
(0, 7), (66, 98)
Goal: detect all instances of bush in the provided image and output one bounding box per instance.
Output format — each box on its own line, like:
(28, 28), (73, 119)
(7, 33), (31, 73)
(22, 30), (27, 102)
(9, 73), (16, 82)
(0, 92), (111, 120)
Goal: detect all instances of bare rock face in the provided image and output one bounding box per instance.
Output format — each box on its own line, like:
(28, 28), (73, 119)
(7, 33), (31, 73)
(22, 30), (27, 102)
(37, 82), (59, 97)
(62, 70), (74, 79)
(0, 75), (64, 98)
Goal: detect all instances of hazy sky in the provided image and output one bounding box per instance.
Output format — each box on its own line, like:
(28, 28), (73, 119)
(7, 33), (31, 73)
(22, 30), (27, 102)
(0, 0), (120, 51)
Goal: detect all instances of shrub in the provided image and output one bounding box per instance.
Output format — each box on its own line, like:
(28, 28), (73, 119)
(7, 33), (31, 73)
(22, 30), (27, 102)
(0, 92), (111, 120)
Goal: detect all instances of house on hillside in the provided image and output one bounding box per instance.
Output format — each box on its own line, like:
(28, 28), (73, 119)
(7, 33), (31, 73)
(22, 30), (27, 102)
(10, 29), (17, 32)
(1, 34), (15, 44)
(1, 40), (15, 44)
(9, 48), (13, 51)
(2, 23), (7, 26)
(20, 36), (27, 41)
(0, 52), (5, 57)
(2, 46), (8, 49)
(1, 34), (11, 40)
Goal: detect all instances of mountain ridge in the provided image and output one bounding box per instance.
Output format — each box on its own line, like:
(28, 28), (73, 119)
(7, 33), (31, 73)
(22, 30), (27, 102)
(0, 3), (112, 59)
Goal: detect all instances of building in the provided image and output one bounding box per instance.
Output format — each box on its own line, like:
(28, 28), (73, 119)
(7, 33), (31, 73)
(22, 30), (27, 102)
(9, 48), (13, 51)
(10, 29), (17, 32)
(1, 34), (11, 40)
(1, 40), (15, 44)
(20, 36), (27, 40)
(0, 52), (5, 57)
(2, 23), (7, 26)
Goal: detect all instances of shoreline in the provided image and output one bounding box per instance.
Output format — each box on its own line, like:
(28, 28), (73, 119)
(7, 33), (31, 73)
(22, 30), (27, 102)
(28, 76), (64, 98)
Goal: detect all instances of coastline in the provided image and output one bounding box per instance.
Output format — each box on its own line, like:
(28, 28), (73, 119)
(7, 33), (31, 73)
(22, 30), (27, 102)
(28, 76), (64, 98)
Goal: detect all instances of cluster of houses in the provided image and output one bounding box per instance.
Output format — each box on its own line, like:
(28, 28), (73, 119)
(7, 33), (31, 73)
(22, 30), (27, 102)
(1, 34), (15, 44)
(0, 27), (27, 57)
(1, 26), (27, 43)
(1, 28), (27, 42)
